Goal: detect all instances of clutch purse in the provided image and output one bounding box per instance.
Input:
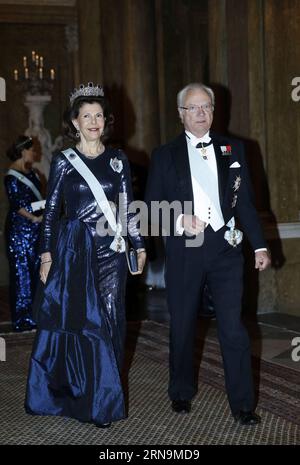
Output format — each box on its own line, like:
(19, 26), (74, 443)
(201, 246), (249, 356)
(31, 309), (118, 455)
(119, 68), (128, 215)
(31, 199), (46, 212)
(125, 247), (139, 274)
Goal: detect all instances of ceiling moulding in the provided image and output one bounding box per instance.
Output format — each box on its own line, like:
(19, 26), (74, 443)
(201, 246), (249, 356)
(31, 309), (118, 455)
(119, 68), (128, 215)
(0, 2), (77, 23)
(0, 1), (76, 5)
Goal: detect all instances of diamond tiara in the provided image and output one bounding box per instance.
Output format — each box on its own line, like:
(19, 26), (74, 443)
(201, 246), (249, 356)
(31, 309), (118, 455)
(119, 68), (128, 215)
(69, 82), (104, 105)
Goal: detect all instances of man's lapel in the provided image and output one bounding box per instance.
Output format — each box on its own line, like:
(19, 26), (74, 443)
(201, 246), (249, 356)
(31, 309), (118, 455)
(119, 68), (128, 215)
(172, 133), (194, 206)
(211, 132), (230, 206)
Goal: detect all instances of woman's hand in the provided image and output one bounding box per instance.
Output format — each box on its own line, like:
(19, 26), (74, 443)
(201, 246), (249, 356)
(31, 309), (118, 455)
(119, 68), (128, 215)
(32, 215), (43, 223)
(131, 250), (147, 275)
(39, 261), (52, 284)
(40, 253), (52, 284)
(17, 208), (43, 224)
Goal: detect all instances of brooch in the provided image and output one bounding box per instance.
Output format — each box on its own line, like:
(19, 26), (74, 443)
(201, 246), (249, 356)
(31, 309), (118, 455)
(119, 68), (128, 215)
(233, 175), (241, 192)
(110, 157), (123, 173)
(224, 217), (243, 247)
(220, 145), (232, 156)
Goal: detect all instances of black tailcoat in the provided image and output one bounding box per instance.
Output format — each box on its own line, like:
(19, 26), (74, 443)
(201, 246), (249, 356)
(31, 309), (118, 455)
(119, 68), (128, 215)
(145, 132), (266, 413)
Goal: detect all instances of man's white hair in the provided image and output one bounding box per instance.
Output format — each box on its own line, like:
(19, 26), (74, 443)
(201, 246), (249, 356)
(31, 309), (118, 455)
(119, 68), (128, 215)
(177, 83), (215, 108)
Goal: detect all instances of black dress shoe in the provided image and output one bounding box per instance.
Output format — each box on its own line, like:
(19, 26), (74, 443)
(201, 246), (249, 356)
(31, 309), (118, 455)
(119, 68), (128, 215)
(171, 400), (191, 414)
(234, 410), (261, 426)
(94, 422), (111, 429)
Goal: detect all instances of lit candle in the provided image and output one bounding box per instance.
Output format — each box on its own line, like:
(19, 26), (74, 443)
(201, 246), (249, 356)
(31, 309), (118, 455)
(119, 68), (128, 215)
(31, 50), (36, 62)
(23, 56), (27, 68)
(35, 54), (39, 67)
(39, 56), (43, 68)
(50, 68), (55, 80)
(14, 69), (18, 81)
(39, 67), (43, 79)
(24, 68), (29, 79)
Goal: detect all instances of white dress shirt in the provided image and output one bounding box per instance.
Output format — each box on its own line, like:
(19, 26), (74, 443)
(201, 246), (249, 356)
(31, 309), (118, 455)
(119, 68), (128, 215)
(176, 131), (267, 254)
(176, 130), (224, 233)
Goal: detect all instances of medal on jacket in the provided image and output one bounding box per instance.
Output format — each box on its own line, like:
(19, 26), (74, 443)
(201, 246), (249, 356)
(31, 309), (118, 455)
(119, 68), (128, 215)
(224, 217), (243, 247)
(233, 175), (241, 192)
(200, 147), (207, 160)
(196, 141), (211, 160)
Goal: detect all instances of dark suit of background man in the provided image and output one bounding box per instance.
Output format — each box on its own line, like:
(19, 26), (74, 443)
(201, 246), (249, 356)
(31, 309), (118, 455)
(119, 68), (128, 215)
(145, 83), (271, 426)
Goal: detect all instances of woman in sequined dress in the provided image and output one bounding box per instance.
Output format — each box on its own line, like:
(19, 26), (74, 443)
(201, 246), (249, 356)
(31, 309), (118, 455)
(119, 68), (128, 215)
(4, 136), (43, 332)
(25, 85), (146, 428)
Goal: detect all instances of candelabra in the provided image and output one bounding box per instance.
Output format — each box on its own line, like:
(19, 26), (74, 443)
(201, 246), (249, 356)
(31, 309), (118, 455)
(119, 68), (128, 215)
(13, 50), (55, 95)
(13, 51), (63, 178)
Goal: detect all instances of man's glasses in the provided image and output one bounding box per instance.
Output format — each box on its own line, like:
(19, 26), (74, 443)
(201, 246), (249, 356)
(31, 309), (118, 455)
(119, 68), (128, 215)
(179, 103), (214, 113)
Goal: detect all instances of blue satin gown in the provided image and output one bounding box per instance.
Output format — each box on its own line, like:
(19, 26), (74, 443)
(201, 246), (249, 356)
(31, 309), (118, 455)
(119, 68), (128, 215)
(4, 170), (41, 331)
(25, 147), (144, 425)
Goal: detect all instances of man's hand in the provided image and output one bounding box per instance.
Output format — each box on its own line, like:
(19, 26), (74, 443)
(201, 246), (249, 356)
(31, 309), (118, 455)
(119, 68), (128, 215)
(255, 250), (271, 271)
(182, 215), (206, 235)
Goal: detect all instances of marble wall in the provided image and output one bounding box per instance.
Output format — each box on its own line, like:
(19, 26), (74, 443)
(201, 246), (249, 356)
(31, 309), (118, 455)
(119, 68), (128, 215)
(208, 0), (300, 315)
(0, 0), (299, 316)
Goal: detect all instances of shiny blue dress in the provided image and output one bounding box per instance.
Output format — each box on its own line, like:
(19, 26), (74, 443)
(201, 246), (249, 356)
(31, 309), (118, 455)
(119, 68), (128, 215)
(25, 147), (144, 425)
(4, 170), (41, 331)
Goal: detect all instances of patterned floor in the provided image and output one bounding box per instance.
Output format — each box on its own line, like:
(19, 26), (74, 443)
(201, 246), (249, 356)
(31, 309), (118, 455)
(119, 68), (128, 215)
(0, 321), (299, 445)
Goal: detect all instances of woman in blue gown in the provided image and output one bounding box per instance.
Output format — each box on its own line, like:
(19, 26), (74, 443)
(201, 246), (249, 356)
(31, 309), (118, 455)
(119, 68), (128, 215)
(25, 84), (146, 428)
(4, 136), (43, 331)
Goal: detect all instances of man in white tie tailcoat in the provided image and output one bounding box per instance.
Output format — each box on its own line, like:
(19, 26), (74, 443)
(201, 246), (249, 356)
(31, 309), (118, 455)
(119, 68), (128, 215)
(145, 83), (270, 425)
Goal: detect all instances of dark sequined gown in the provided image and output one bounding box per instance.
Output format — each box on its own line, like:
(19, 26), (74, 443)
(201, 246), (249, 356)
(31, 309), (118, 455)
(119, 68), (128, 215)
(4, 170), (41, 331)
(25, 147), (144, 425)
